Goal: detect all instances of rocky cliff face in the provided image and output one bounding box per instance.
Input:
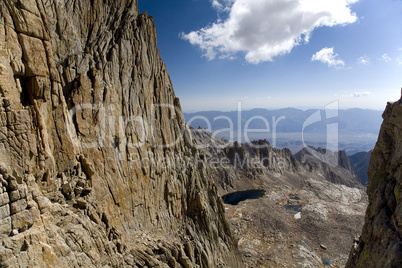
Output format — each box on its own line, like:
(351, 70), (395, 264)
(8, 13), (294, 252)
(347, 100), (402, 267)
(0, 0), (242, 267)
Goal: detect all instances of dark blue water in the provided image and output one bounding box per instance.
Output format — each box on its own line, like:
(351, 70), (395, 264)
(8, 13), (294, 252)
(290, 197), (300, 201)
(222, 189), (265, 205)
(283, 205), (302, 212)
(322, 258), (333, 266)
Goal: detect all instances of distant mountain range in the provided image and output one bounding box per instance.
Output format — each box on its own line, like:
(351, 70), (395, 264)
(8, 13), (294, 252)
(184, 108), (383, 154)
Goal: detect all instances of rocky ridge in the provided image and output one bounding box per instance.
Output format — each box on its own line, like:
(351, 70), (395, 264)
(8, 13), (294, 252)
(0, 0), (242, 267)
(294, 147), (364, 189)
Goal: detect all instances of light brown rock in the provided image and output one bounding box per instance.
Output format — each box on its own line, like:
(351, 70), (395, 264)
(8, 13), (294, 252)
(18, 34), (48, 77)
(0, 0), (243, 267)
(11, 209), (34, 230)
(0, 216), (12, 235)
(0, 204), (10, 219)
(9, 198), (27, 214)
(0, 192), (9, 206)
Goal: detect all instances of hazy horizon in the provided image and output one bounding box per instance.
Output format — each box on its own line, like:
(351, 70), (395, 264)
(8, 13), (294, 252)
(183, 107), (382, 154)
(181, 103), (386, 113)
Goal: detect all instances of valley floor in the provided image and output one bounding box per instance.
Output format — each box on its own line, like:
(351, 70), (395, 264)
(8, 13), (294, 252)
(220, 171), (367, 267)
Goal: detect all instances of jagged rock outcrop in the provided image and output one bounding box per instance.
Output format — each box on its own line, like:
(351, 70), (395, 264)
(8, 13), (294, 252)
(347, 100), (402, 267)
(191, 126), (300, 190)
(295, 147), (364, 189)
(213, 140), (299, 189)
(0, 0), (242, 267)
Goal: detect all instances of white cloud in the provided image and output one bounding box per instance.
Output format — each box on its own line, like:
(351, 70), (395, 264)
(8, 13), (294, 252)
(353, 91), (371, 97)
(311, 47), (345, 67)
(380, 53), (392, 62)
(211, 0), (225, 11)
(211, 0), (223, 9)
(358, 56), (370, 65)
(181, 0), (359, 63)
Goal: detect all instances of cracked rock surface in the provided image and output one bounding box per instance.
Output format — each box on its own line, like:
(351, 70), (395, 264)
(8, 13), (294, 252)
(0, 0), (242, 267)
(346, 100), (402, 268)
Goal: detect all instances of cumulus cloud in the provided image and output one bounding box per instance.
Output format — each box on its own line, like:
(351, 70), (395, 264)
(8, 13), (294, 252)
(380, 53), (392, 62)
(311, 47), (345, 67)
(358, 56), (370, 65)
(353, 91), (371, 97)
(181, 0), (359, 63)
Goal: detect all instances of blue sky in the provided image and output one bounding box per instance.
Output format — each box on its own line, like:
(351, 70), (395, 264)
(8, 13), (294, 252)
(139, 0), (402, 112)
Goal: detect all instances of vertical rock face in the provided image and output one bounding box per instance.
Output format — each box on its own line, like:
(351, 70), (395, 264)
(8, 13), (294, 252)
(0, 0), (242, 267)
(347, 100), (402, 267)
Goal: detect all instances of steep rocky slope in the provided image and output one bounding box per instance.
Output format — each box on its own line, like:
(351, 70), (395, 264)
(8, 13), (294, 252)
(295, 147), (364, 189)
(0, 0), (242, 267)
(349, 150), (372, 186)
(347, 100), (402, 267)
